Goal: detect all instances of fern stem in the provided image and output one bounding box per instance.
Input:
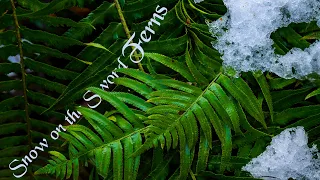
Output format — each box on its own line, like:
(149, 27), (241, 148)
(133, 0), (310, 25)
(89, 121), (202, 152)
(114, 0), (145, 72)
(10, 0), (32, 149)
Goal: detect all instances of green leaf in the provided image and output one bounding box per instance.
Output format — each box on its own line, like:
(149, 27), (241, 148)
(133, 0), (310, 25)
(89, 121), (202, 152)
(196, 130), (210, 173)
(301, 31), (320, 40)
(274, 105), (320, 125)
(272, 87), (312, 111)
(21, 27), (83, 50)
(306, 88), (320, 99)
(220, 125), (232, 174)
(145, 53), (195, 82)
(44, 39), (126, 112)
(269, 78), (296, 90)
(87, 87), (143, 128)
(19, 0), (83, 17)
(17, 0), (46, 11)
(185, 48), (209, 86)
(217, 75), (266, 129)
(23, 43), (91, 65)
(209, 83), (242, 134)
(143, 35), (188, 56)
(253, 72), (273, 121)
(64, 2), (117, 40)
(112, 141), (124, 180)
(85, 42), (114, 54)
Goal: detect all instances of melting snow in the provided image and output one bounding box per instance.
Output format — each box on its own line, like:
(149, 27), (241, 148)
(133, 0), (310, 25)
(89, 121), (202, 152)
(242, 126), (320, 180)
(207, 0), (320, 79)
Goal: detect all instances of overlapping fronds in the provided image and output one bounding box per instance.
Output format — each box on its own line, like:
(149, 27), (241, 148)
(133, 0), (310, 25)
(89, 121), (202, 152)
(0, 0), (91, 178)
(1, 0), (320, 179)
(36, 66), (269, 179)
(37, 62), (319, 179)
(35, 105), (144, 180)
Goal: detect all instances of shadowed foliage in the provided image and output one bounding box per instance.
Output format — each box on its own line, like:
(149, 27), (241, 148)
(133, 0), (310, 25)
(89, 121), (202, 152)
(1, 0), (320, 179)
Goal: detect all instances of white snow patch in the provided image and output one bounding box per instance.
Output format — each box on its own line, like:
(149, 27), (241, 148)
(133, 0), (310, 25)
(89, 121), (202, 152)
(207, 0), (320, 79)
(7, 72), (17, 78)
(194, 0), (204, 3)
(8, 54), (21, 63)
(242, 126), (320, 180)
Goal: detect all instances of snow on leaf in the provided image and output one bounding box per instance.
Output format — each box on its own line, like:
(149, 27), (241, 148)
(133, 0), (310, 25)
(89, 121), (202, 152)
(242, 126), (320, 180)
(207, 0), (320, 79)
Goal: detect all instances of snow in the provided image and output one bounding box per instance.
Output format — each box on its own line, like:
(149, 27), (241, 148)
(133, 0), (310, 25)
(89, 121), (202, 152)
(207, 0), (320, 79)
(8, 54), (21, 64)
(242, 126), (320, 180)
(194, 0), (204, 3)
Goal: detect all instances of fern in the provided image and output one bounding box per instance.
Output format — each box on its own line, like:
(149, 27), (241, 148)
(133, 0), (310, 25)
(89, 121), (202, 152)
(36, 66), (272, 179)
(0, 0), (121, 179)
(35, 106), (144, 180)
(1, 0), (320, 179)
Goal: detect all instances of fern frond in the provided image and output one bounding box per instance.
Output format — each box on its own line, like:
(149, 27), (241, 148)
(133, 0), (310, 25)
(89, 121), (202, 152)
(64, 1), (117, 40)
(3, 0), (320, 179)
(19, 0), (87, 17)
(98, 69), (264, 178)
(36, 104), (145, 179)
